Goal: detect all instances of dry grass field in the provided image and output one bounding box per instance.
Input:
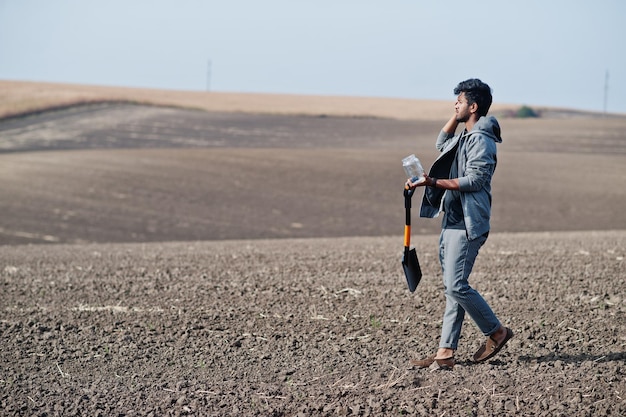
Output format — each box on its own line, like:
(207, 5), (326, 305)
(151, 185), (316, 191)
(2, 80), (606, 122)
(0, 80), (458, 121)
(1, 81), (625, 416)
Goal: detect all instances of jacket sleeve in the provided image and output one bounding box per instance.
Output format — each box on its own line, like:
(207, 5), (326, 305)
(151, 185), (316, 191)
(436, 130), (455, 152)
(458, 134), (496, 192)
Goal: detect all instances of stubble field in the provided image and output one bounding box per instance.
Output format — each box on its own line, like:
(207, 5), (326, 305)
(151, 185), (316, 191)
(0, 82), (625, 416)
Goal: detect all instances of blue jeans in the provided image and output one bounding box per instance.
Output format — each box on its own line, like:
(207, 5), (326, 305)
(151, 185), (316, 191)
(438, 229), (500, 350)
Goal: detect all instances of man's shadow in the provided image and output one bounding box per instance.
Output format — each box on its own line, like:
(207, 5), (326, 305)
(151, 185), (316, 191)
(517, 351), (626, 364)
(455, 351), (625, 366)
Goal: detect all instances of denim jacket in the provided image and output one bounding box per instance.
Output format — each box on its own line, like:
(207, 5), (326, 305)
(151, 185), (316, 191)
(420, 116), (503, 240)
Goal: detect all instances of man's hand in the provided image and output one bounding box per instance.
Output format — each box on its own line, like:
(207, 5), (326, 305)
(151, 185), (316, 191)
(443, 114), (460, 135)
(405, 175), (430, 189)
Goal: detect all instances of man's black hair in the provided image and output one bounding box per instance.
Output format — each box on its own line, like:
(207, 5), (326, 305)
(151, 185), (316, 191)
(454, 79), (492, 117)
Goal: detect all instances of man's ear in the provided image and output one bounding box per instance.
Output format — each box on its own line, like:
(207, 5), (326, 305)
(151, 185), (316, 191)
(469, 102), (478, 114)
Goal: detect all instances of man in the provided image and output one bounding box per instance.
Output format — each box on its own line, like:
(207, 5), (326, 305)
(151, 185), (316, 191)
(406, 78), (513, 370)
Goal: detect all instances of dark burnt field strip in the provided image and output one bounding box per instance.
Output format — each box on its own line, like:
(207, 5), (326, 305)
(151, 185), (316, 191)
(0, 103), (441, 153)
(2, 103), (626, 154)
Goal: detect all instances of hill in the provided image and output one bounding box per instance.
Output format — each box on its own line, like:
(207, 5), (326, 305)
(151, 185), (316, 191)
(0, 81), (625, 416)
(0, 99), (625, 245)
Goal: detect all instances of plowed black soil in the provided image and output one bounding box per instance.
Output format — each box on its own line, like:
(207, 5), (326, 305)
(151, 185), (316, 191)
(1, 104), (625, 416)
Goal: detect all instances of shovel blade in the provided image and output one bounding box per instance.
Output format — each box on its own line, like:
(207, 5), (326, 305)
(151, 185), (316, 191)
(402, 247), (422, 292)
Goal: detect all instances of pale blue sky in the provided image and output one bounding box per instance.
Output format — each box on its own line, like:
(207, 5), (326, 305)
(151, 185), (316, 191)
(1, 0), (625, 113)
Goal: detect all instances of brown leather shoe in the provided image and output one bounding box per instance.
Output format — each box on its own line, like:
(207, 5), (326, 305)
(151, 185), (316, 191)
(473, 327), (514, 362)
(410, 355), (455, 370)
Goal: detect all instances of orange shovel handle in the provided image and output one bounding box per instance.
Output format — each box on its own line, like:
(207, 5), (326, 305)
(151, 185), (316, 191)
(404, 225), (411, 247)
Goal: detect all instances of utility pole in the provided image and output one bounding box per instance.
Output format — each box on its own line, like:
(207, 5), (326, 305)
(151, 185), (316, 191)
(603, 69), (609, 115)
(206, 59), (212, 92)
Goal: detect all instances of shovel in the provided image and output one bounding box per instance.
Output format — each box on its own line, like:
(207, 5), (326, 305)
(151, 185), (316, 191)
(402, 186), (422, 292)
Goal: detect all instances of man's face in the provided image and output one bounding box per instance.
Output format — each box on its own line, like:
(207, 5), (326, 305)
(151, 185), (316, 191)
(455, 92), (472, 123)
